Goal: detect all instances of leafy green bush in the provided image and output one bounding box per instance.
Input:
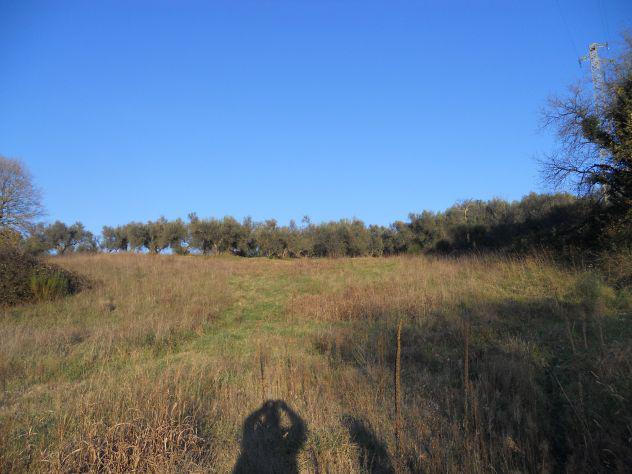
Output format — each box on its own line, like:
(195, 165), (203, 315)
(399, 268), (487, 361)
(30, 272), (70, 301)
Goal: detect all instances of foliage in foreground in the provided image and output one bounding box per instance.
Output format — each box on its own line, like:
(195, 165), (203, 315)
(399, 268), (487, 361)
(0, 254), (630, 472)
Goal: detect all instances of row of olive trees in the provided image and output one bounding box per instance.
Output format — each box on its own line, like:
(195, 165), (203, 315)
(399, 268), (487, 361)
(89, 192), (594, 258)
(102, 217), (189, 254)
(0, 154), (604, 258)
(101, 214), (387, 257)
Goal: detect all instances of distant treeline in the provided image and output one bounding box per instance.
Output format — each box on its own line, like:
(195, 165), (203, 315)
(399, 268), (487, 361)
(23, 192), (617, 258)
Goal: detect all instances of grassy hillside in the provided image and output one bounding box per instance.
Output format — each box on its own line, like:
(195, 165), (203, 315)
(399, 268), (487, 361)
(1, 254), (631, 472)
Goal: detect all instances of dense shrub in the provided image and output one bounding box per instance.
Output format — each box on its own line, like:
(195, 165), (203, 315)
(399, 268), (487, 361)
(0, 244), (88, 306)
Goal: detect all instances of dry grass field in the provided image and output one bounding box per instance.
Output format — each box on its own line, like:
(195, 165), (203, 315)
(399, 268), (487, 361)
(1, 253), (631, 472)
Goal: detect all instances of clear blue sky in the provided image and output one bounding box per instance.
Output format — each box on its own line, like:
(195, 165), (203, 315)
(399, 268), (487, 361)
(1, 1), (631, 233)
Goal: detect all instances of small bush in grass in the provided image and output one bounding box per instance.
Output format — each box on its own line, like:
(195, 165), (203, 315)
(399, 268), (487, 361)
(0, 244), (88, 306)
(596, 248), (632, 289)
(29, 272), (70, 301)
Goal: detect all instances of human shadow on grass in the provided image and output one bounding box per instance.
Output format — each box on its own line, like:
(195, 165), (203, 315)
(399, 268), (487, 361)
(233, 399), (307, 474)
(343, 415), (394, 474)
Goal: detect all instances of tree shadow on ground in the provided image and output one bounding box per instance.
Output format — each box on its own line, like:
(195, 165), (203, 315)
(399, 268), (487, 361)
(233, 399), (307, 474)
(316, 295), (632, 472)
(343, 415), (394, 474)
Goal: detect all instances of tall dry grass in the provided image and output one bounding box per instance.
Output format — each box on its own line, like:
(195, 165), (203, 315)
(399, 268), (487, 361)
(1, 253), (630, 472)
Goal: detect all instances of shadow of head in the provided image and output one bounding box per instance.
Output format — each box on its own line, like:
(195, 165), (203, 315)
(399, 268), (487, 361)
(343, 415), (394, 474)
(233, 400), (307, 474)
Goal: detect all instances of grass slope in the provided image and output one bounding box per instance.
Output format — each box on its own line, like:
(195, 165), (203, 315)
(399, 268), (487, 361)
(1, 254), (631, 472)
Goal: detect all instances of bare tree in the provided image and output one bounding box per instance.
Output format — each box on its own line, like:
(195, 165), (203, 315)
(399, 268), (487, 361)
(0, 156), (44, 233)
(541, 36), (632, 223)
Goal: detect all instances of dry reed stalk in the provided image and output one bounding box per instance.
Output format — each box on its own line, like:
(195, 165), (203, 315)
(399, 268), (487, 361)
(565, 316), (577, 354)
(259, 344), (266, 402)
(596, 313), (605, 354)
(394, 319), (402, 458)
(582, 314), (589, 350)
(378, 331), (387, 398)
(463, 310), (470, 433)
(285, 350), (294, 397)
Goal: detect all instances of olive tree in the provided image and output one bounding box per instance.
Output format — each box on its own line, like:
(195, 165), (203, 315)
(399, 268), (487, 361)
(146, 218), (168, 253)
(101, 225), (129, 252)
(125, 222), (150, 252)
(188, 213), (222, 254)
(44, 221), (96, 254)
(160, 218), (188, 254)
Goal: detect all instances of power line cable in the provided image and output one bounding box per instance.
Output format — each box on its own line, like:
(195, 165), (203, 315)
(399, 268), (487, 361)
(598, 0), (611, 41)
(554, 0), (581, 63)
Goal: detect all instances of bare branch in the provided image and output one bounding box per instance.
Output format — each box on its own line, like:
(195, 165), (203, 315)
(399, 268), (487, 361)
(0, 156), (44, 234)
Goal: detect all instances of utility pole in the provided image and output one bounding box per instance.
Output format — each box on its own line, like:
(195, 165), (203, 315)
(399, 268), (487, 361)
(580, 43), (610, 198)
(580, 42), (608, 116)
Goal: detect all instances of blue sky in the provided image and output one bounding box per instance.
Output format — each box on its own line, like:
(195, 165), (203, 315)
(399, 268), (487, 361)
(1, 0), (631, 233)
